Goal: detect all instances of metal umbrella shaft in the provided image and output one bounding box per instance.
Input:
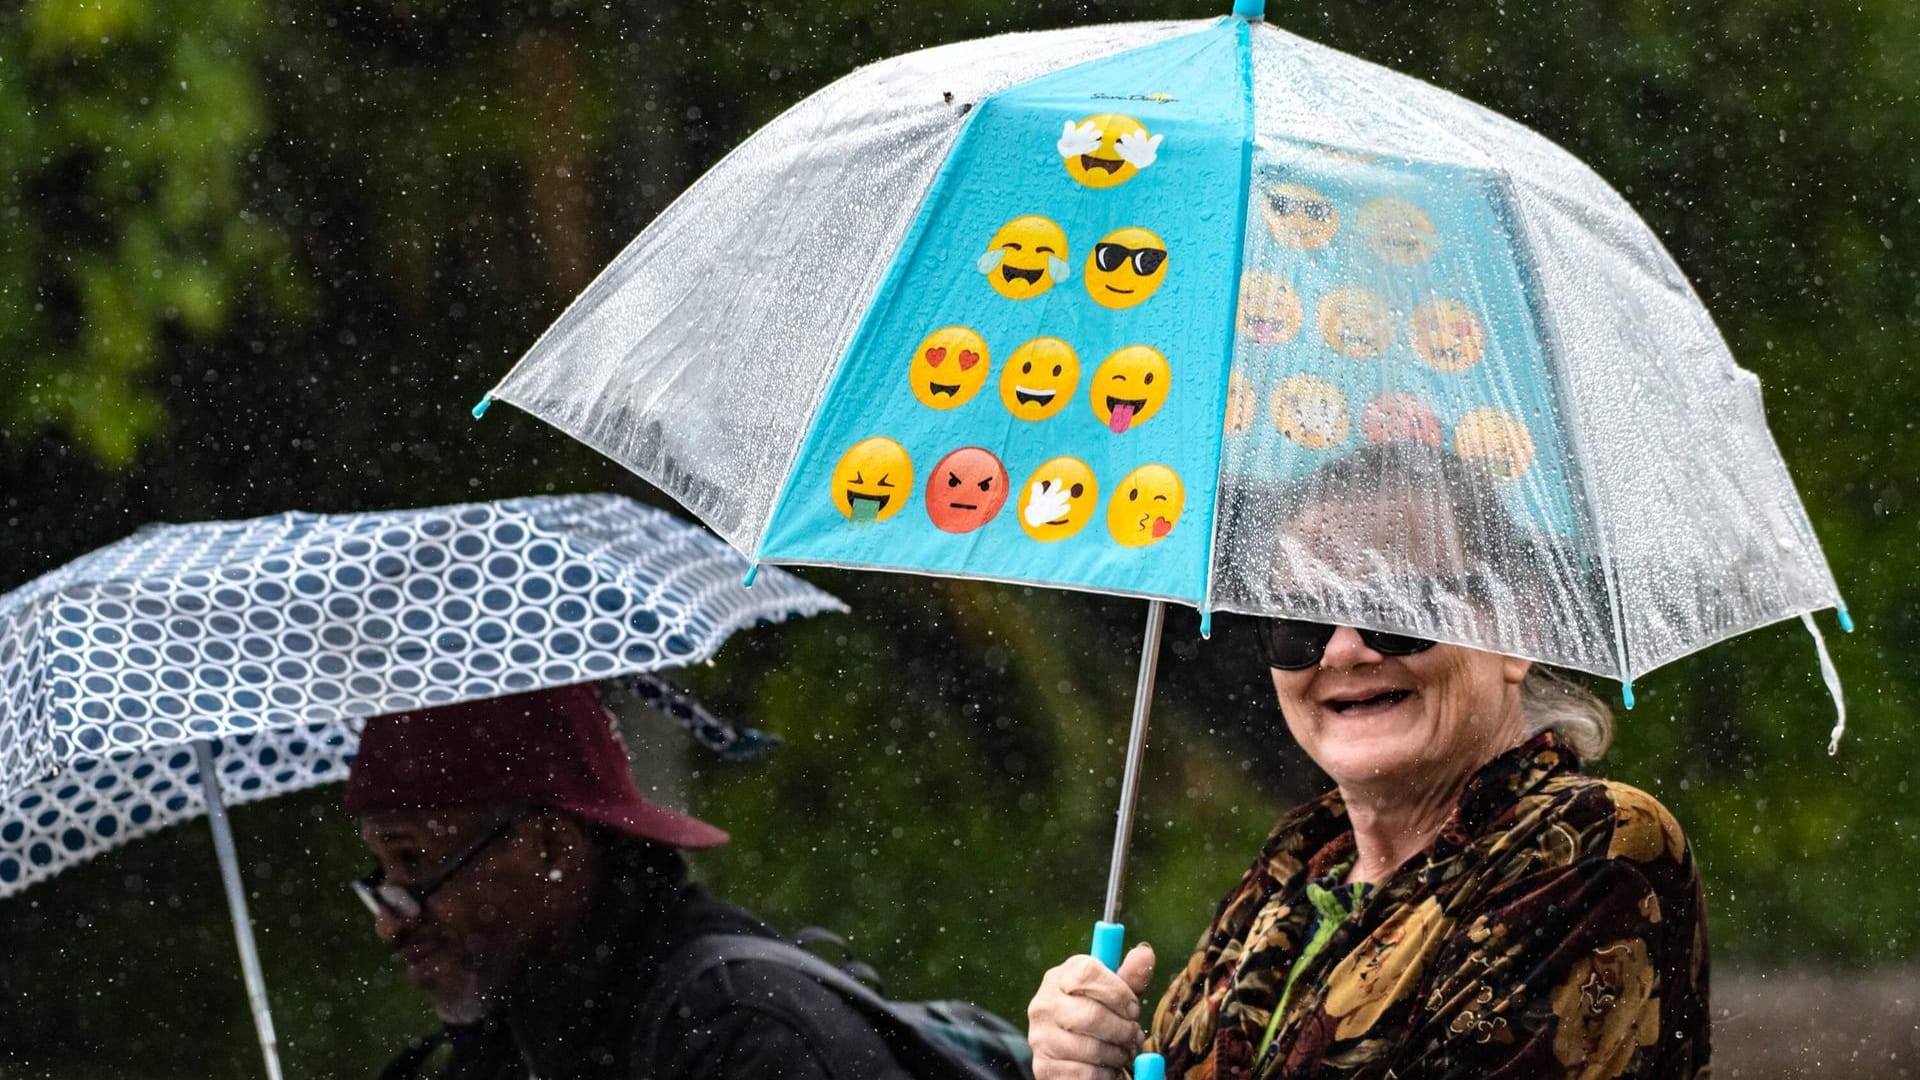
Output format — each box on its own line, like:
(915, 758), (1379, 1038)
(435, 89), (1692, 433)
(1103, 600), (1166, 924)
(192, 741), (285, 1080)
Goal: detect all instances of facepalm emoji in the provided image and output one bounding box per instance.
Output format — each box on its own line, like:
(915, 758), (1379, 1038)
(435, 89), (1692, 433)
(1273, 375), (1350, 450)
(1090, 345), (1171, 434)
(1017, 457), (1098, 541)
(1409, 299), (1486, 372)
(1262, 183), (1338, 249)
(925, 447), (1010, 534)
(1237, 270), (1304, 345)
(1085, 227), (1168, 310)
(1056, 113), (1162, 190)
(999, 337), (1079, 421)
(1454, 408), (1536, 481)
(831, 437), (913, 523)
(909, 326), (990, 410)
(1357, 198), (1437, 265)
(1317, 286), (1394, 360)
(1107, 464), (1185, 548)
(980, 216), (1071, 301)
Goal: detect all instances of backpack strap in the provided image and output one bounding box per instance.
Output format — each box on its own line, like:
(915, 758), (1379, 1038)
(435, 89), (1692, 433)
(636, 933), (1003, 1080)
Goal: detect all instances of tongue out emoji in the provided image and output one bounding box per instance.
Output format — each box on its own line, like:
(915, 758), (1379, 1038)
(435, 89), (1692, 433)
(1090, 346), (1170, 435)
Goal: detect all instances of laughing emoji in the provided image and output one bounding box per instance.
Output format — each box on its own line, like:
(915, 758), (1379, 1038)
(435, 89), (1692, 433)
(909, 326), (990, 410)
(980, 216), (1071, 300)
(999, 337), (1079, 421)
(1085, 227), (1169, 310)
(1017, 457), (1098, 542)
(1090, 345), (1170, 434)
(1409, 299), (1486, 372)
(1107, 464), (1185, 548)
(1236, 270), (1304, 345)
(1056, 114), (1162, 190)
(831, 437), (913, 523)
(1261, 183), (1338, 249)
(1357, 198), (1436, 265)
(1317, 287), (1394, 360)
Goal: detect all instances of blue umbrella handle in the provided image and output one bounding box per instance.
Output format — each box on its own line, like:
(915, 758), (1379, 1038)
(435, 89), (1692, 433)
(1090, 921), (1165, 1080)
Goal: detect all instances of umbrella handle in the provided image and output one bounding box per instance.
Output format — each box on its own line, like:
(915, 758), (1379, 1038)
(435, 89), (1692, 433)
(195, 741), (285, 1080)
(1090, 921), (1165, 1080)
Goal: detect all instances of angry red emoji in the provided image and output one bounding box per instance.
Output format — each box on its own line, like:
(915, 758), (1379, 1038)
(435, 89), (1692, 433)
(925, 447), (1009, 533)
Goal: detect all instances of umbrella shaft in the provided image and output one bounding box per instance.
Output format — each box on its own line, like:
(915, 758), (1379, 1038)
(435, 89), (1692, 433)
(194, 741), (285, 1080)
(1103, 600), (1166, 924)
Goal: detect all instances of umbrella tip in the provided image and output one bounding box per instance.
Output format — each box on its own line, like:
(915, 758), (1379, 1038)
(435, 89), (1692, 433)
(1837, 607), (1855, 633)
(1231, 0), (1265, 20)
(742, 562), (760, 588)
(1198, 609), (1213, 639)
(1620, 681), (1636, 710)
(471, 395), (493, 420)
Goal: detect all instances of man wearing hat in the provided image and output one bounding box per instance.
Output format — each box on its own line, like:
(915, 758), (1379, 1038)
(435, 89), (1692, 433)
(347, 683), (913, 1079)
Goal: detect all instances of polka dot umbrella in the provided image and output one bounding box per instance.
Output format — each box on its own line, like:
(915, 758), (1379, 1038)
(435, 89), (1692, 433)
(0, 494), (843, 1079)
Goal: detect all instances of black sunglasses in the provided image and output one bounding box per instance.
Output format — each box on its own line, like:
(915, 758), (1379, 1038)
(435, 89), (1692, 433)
(1266, 192), (1334, 221)
(1256, 619), (1437, 670)
(1093, 242), (1167, 276)
(352, 814), (527, 922)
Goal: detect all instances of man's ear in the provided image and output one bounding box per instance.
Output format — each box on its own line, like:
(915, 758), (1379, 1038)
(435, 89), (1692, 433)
(539, 812), (596, 873)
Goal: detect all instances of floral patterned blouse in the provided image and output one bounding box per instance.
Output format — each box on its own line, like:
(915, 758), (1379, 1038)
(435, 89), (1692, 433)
(1148, 732), (1709, 1079)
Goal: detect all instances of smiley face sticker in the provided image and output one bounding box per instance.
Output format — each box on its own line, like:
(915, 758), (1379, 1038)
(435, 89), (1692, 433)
(1237, 270), (1304, 345)
(1262, 183), (1338, 249)
(980, 216), (1071, 300)
(925, 447), (1009, 534)
(1107, 465), (1185, 548)
(999, 337), (1079, 421)
(1085, 227), (1168, 310)
(1017, 457), (1098, 541)
(1317, 287), (1394, 360)
(831, 437), (913, 523)
(1409, 299), (1486, 372)
(909, 326), (989, 409)
(1090, 345), (1170, 434)
(1272, 375), (1350, 450)
(1056, 114), (1162, 190)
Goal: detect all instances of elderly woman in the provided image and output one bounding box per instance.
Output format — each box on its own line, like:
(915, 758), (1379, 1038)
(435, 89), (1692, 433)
(1027, 444), (1710, 1079)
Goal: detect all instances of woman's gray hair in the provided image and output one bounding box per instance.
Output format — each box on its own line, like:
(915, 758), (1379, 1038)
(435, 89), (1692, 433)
(1520, 666), (1614, 760)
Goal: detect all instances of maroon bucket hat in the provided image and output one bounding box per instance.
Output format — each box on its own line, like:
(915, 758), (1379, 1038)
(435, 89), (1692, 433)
(344, 683), (727, 849)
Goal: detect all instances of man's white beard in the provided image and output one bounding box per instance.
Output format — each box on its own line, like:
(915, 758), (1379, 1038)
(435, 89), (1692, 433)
(430, 967), (493, 1026)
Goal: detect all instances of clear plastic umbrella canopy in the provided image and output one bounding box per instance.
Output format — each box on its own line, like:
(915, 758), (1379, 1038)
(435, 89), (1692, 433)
(483, 6), (1845, 699)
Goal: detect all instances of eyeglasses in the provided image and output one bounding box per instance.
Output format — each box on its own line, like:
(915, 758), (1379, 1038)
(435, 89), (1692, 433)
(352, 815), (526, 922)
(1092, 242), (1167, 276)
(1256, 619), (1437, 670)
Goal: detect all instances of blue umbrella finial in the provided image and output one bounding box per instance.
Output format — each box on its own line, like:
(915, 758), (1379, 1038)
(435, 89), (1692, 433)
(1232, 0), (1265, 20)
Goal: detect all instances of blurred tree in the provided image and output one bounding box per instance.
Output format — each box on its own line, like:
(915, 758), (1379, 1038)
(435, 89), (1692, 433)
(0, 0), (1914, 1076)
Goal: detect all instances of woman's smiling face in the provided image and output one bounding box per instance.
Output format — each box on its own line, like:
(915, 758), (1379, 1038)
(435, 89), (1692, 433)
(1269, 629), (1529, 796)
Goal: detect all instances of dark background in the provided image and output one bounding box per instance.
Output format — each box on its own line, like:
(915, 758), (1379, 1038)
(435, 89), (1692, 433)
(1, 0), (1913, 1075)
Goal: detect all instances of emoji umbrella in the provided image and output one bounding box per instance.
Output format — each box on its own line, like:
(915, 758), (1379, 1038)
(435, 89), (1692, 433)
(477, 2), (1849, 1067)
(0, 495), (842, 1079)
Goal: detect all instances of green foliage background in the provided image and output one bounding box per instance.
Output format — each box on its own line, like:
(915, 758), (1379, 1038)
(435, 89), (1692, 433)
(0, 0), (1912, 1075)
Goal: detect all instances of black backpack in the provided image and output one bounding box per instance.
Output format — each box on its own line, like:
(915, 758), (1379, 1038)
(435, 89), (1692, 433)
(641, 932), (1034, 1080)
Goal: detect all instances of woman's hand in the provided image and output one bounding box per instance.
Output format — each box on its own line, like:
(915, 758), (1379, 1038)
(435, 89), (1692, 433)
(1027, 942), (1156, 1079)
